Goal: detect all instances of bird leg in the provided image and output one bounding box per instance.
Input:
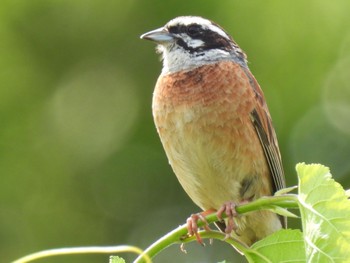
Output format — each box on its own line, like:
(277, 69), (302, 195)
(216, 200), (251, 238)
(217, 202), (238, 238)
(216, 201), (249, 239)
(185, 209), (214, 245)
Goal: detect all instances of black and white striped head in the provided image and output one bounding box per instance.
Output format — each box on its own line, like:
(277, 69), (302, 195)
(141, 16), (247, 74)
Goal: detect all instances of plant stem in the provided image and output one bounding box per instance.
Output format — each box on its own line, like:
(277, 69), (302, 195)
(133, 194), (299, 263)
(12, 246), (149, 263)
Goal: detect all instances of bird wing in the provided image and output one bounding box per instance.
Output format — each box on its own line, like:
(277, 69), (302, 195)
(250, 108), (285, 192)
(241, 67), (286, 193)
(250, 107), (287, 228)
(241, 67), (286, 227)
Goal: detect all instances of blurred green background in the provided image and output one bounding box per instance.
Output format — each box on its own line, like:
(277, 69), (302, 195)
(2, 0), (350, 262)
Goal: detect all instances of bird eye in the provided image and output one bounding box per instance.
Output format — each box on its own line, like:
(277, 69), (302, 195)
(187, 25), (201, 37)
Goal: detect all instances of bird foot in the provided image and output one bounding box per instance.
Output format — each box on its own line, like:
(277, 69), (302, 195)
(216, 201), (248, 237)
(185, 210), (214, 245)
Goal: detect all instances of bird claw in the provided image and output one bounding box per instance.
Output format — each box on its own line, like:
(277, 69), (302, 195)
(217, 202), (240, 235)
(186, 212), (212, 245)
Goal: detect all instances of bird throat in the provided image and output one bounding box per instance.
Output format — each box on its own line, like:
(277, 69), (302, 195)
(158, 43), (234, 74)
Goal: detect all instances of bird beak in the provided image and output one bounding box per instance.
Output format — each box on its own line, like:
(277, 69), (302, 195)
(140, 27), (174, 43)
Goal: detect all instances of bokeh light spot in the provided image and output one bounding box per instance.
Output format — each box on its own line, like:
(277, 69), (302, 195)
(322, 37), (350, 136)
(49, 61), (139, 163)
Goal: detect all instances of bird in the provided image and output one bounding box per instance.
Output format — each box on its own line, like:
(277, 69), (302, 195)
(140, 16), (286, 247)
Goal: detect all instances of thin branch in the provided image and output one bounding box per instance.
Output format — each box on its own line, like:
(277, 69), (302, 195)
(12, 245), (150, 263)
(133, 194), (299, 263)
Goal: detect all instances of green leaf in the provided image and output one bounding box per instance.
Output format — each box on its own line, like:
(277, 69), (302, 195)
(274, 185), (298, 196)
(296, 163), (350, 262)
(109, 256), (126, 263)
(269, 206), (299, 218)
(244, 229), (305, 262)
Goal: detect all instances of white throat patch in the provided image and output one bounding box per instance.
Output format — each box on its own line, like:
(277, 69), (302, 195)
(158, 43), (231, 74)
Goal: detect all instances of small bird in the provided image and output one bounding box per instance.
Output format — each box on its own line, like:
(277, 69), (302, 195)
(141, 16), (286, 246)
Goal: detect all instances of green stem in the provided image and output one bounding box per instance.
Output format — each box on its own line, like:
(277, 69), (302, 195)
(12, 245), (149, 263)
(133, 194), (299, 263)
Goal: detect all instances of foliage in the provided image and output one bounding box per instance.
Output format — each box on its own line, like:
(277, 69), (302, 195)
(136, 163), (350, 263)
(12, 163), (350, 263)
(110, 256), (126, 263)
(297, 164), (350, 262)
